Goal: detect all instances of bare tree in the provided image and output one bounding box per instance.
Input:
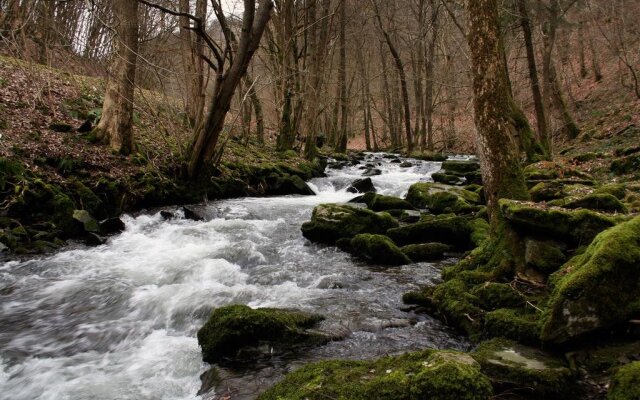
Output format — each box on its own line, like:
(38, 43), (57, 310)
(93, 0), (139, 155)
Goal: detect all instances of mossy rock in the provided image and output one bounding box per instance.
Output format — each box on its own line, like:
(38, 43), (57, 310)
(499, 199), (621, 245)
(350, 234), (411, 266)
(432, 172), (464, 185)
(574, 341), (640, 374)
(524, 161), (593, 182)
(408, 151), (448, 162)
(471, 283), (523, 311)
(611, 155), (640, 175)
(441, 160), (480, 174)
(595, 183), (627, 200)
(548, 193), (628, 213)
(387, 216), (472, 248)
(197, 304), (326, 363)
(524, 238), (566, 275)
(472, 339), (574, 397)
(258, 350), (493, 400)
(402, 286), (435, 308)
(301, 204), (399, 245)
(608, 361), (640, 400)
(72, 210), (99, 233)
(483, 308), (540, 345)
(540, 216), (640, 344)
(529, 181), (567, 202)
(405, 182), (479, 214)
(432, 278), (483, 336)
(401, 242), (450, 262)
(361, 193), (414, 212)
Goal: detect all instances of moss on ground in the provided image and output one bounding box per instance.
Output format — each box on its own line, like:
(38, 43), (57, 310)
(608, 361), (640, 400)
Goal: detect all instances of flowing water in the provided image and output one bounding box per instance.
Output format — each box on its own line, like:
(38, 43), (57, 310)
(0, 153), (469, 400)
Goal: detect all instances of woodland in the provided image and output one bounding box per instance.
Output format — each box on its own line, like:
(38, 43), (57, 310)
(0, 0), (640, 399)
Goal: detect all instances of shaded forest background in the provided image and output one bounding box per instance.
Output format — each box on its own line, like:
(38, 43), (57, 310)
(0, 0), (639, 160)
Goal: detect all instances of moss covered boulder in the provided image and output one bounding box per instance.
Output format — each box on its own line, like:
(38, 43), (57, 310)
(432, 279), (483, 336)
(548, 193), (628, 213)
(499, 199), (621, 245)
(524, 238), (567, 275)
(197, 305), (326, 363)
(258, 350), (493, 400)
(301, 204), (399, 245)
(472, 339), (574, 397)
(361, 193), (414, 212)
(405, 182), (480, 214)
(350, 234), (411, 265)
(524, 161), (593, 182)
(608, 361), (640, 400)
(483, 309), (540, 345)
(401, 242), (450, 262)
(540, 216), (640, 344)
(441, 160), (481, 175)
(387, 215), (472, 248)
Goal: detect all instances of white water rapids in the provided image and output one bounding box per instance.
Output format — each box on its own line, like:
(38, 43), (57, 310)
(0, 153), (469, 400)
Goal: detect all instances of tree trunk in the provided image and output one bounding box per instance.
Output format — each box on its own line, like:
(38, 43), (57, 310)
(518, 0), (550, 154)
(188, 0), (274, 178)
(93, 0), (139, 155)
(424, 0), (439, 152)
(466, 0), (530, 229)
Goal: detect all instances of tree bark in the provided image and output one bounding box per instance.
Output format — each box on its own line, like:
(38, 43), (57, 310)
(466, 0), (530, 229)
(188, 0), (274, 178)
(518, 0), (550, 154)
(336, 0), (348, 153)
(93, 0), (139, 155)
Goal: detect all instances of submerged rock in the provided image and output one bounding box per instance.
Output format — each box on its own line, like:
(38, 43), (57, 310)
(258, 349), (493, 400)
(401, 243), (450, 262)
(347, 177), (376, 193)
(301, 203), (398, 245)
(540, 216), (640, 344)
(472, 339), (574, 397)
(350, 233), (411, 265)
(197, 304), (326, 363)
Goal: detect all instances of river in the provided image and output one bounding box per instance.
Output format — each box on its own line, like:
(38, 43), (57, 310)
(0, 153), (469, 400)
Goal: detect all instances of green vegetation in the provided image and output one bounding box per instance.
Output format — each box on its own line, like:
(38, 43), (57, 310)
(258, 350), (493, 400)
(350, 233), (411, 265)
(608, 362), (640, 400)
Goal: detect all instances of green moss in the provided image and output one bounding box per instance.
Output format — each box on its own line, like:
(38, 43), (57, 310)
(540, 216), (640, 343)
(472, 338), (574, 396)
(469, 218), (490, 247)
(524, 238), (566, 275)
(432, 172), (463, 185)
(608, 361), (640, 400)
(524, 161), (592, 182)
(576, 342), (640, 374)
(471, 283), (523, 311)
(258, 350), (493, 400)
(386, 216), (472, 248)
(400, 243), (450, 262)
(405, 183), (479, 214)
(529, 181), (567, 202)
(302, 204), (399, 245)
(362, 193), (414, 212)
(611, 155), (640, 175)
(432, 279), (483, 336)
(408, 151), (448, 162)
(441, 160), (480, 175)
(499, 199), (622, 245)
(197, 304), (326, 363)
(483, 308), (540, 345)
(548, 193), (628, 213)
(350, 234), (411, 265)
(595, 183), (627, 200)
(402, 286), (435, 307)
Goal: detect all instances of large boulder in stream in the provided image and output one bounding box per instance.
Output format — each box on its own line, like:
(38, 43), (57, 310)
(302, 204), (399, 245)
(347, 177), (376, 193)
(350, 234), (411, 265)
(540, 216), (640, 344)
(405, 182), (481, 214)
(197, 304), (327, 363)
(258, 349), (493, 400)
(386, 215), (472, 248)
